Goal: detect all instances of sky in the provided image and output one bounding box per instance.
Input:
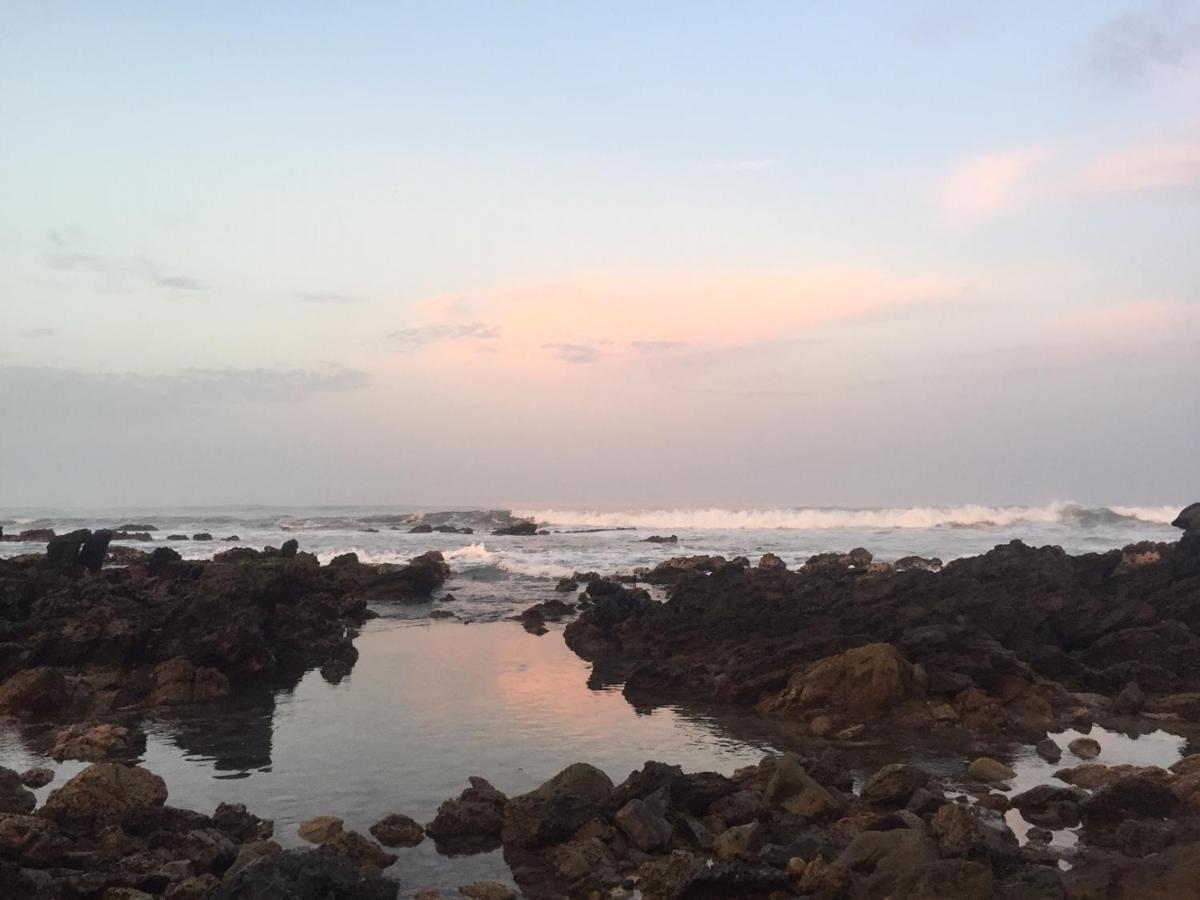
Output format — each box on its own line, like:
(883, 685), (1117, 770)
(1, 1), (1198, 508)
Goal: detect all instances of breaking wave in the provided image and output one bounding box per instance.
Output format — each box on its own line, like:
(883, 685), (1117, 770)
(514, 503), (1180, 531)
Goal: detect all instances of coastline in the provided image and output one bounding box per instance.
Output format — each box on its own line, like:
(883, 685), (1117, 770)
(0, 507), (1198, 897)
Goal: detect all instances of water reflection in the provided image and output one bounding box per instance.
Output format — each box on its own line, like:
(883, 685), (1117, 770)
(0, 619), (783, 892)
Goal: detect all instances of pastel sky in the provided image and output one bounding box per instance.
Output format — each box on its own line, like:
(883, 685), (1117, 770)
(2, 1), (1198, 507)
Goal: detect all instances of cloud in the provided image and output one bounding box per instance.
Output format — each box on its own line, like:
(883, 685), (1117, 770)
(21, 328), (55, 339)
(1074, 138), (1200, 193)
(0, 364), (367, 407)
(387, 322), (500, 352)
(1051, 299), (1198, 340)
(1091, 1), (1200, 80)
(399, 268), (963, 374)
(543, 343), (601, 364)
(43, 230), (207, 293)
(630, 340), (688, 353)
(939, 146), (1049, 224)
(296, 292), (361, 305)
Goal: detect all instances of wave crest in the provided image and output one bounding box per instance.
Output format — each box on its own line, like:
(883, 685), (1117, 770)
(514, 502), (1180, 531)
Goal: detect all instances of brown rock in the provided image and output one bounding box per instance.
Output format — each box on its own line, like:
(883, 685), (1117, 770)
(0, 767), (36, 814)
(1068, 736), (1101, 759)
(458, 881), (518, 900)
(298, 815), (344, 844)
(767, 643), (924, 719)
(19, 767), (54, 788)
(39, 763), (167, 828)
(369, 813), (424, 847)
(50, 723), (135, 761)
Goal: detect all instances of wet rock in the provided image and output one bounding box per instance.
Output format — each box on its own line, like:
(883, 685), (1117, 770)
(40, 763), (168, 829)
(1055, 762), (1170, 790)
(1011, 784), (1087, 829)
(459, 882), (518, 900)
(299, 816), (345, 844)
(894, 555), (943, 572)
(861, 763), (929, 807)
(554, 577), (578, 592)
(1170, 754), (1200, 776)
(168, 534), (189, 541)
(763, 643), (925, 720)
(208, 847), (399, 899)
(1068, 737), (1101, 759)
(280, 538), (299, 558)
(0, 813), (70, 865)
(614, 792), (673, 851)
(1082, 775), (1179, 823)
(50, 723), (136, 761)
(758, 552), (787, 570)
(1035, 739), (1062, 763)
(1172, 502), (1200, 532)
(192, 533), (213, 541)
(966, 756), (1015, 783)
(224, 838), (282, 878)
(492, 520), (537, 536)
(644, 535), (679, 544)
(709, 788), (769, 825)
(894, 858), (994, 899)
(321, 658), (353, 681)
(150, 657), (230, 706)
(502, 763), (613, 848)
(0, 767), (36, 814)
(369, 813), (424, 847)
(0, 669), (70, 716)
(1114, 818), (1176, 857)
(409, 524), (433, 533)
(19, 767), (54, 788)
(1112, 681), (1147, 715)
(207, 802), (272, 844)
(838, 828), (937, 895)
(765, 752), (844, 819)
(321, 829), (398, 870)
(427, 777), (507, 848)
(713, 821), (761, 860)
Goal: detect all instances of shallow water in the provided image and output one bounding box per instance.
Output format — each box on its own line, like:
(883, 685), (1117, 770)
(1001, 726), (1187, 852)
(0, 620), (780, 893)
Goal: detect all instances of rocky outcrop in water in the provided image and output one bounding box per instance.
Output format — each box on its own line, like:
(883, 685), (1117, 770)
(565, 515), (1200, 741)
(0, 537), (449, 716)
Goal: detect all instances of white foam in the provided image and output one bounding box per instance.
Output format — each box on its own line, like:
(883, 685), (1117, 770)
(513, 502), (1161, 531)
(1109, 505), (1180, 525)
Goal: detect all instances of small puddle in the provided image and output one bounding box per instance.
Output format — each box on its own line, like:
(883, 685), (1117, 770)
(1002, 726), (1187, 857)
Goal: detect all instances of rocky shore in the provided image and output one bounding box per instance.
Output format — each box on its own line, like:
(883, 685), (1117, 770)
(0, 532), (449, 717)
(2, 507), (1200, 897)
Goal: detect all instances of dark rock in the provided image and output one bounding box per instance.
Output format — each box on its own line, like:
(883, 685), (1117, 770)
(213, 802), (273, 842)
(554, 577), (578, 592)
(1112, 681), (1147, 715)
(0, 767), (36, 814)
(207, 847), (398, 899)
(427, 777), (507, 850)
(19, 767), (54, 789)
(1082, 775), (1179, 823)
(280, 539), (299, 559)
(861, 764), (929, 806)
(409, 524), (433, 533)
(1172, 502), (1200, 531)
(1035, 739), (1062, 763)
(643, 535), (678, 544)
(369, 813), (424, 847)
(1011, 784), (1086, 829)
(192, 533), (213, 541)
(492, 520), (538, 536)
(168, 534), (189, 541)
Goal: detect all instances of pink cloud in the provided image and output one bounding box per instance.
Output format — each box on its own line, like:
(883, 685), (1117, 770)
(1074, 139), (1200, 193)
(1052, 299), (1197, 340)
(389, 268), (967, 371)
(939, 146), (1049, 225)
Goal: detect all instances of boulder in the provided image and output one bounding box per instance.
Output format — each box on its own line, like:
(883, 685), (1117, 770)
(766, 643), (924, 719)
(39, 763), (167, 829)
(459, 882), (518, 900)
(861, 764), (929, 807)
(1069, 737), (1101, 759)
(492, 520), (537, 536)
(368, 813), (424, 847)
(1112, 681), (1147, 716)
(1035, 739), (1062, 763)
(19, 767), (54, 789)
(0, 768), (36, 814)
(615, 793), (673, 851)
(212, 802), (273, 842)
(0, 668), (69, 716)
(1172, 502), (1200, 532)
(50, 723), (135, 761)
(502, 763), (613, 848)
(207, 847), (398, 900)
(1083, 775), (1179, 823)
(298, 816), (344, 844)
(894, 858), (994, 900)
(321, 829), (397, 870)
(426, 777), (507, 846)
(1011, 784), (1087, 828)
(966, 757), (1015, 783)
